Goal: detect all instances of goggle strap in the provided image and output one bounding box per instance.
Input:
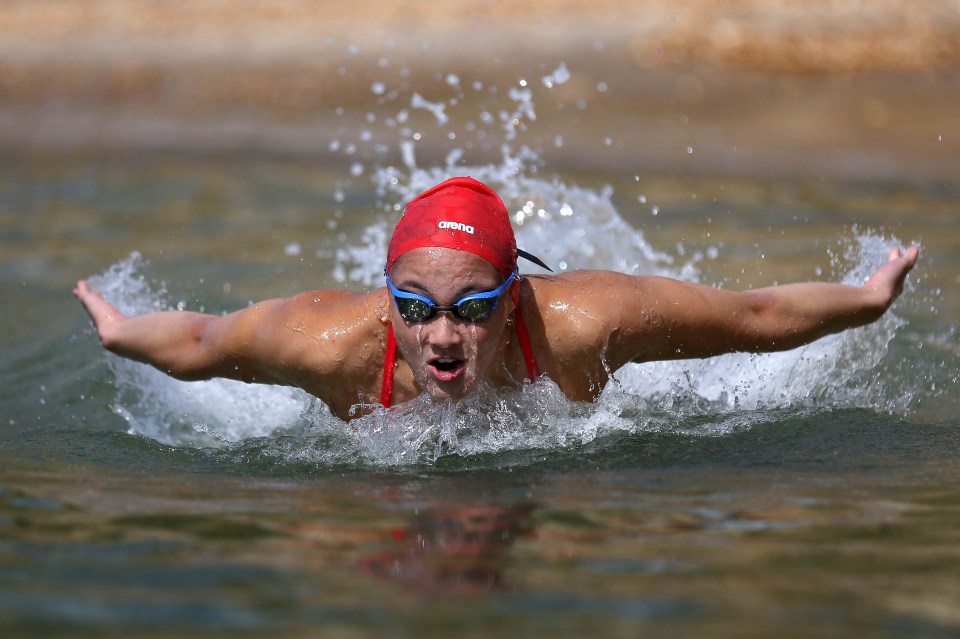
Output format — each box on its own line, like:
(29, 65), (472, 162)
(518, 249), (552, 272)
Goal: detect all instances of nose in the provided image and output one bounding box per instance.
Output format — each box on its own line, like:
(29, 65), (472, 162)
(423, 313), (464, 350)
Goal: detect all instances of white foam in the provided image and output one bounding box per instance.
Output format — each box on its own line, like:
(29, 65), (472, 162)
(88, 227), (910, 461)
(82, 65), (917, 462)
(88, 254), (311, 448)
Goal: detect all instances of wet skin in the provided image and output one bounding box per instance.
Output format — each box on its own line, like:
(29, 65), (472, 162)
(387, 248), (518, 402)
(74, 245), (919, 421)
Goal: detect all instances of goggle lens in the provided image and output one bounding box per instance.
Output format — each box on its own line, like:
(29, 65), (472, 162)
(395, 298), (433, 322)
(385, 269), (516, 324)
(456, 297), (496, 322)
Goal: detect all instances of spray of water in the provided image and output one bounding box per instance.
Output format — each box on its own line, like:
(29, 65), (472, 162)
(83, 62), (927, 466)
(88, 254), (311, 448)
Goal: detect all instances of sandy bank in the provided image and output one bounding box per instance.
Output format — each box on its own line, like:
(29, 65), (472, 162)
(1, 1), (957, 180)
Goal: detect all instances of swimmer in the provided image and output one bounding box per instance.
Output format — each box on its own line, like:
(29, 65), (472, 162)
(74, 177), (920, 421)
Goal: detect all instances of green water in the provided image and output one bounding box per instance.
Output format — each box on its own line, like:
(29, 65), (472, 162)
(2, 152), (959, 638)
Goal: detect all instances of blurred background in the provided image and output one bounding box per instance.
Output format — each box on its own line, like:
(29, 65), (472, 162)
(1, 0), (957, 180)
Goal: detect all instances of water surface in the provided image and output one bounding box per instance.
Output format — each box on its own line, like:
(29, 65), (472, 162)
(2, 69), (959, 638)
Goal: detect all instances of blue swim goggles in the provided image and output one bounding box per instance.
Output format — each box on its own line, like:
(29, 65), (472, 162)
(385, 269), (517, 323)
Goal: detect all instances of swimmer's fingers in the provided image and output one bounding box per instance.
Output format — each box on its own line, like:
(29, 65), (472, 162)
(74, 279), (127, 329)
(864, 245), (920, 306)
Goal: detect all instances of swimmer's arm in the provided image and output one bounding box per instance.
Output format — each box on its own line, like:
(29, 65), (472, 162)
(73, 280), (303, 384)
(615, 245), (919, 363)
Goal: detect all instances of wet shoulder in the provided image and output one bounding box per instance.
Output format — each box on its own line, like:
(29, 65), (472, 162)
(245, 287), (391, 409)
(524, 270), (636, 325)
(521, 271), (632, 354)
(277, 287), (390, 339)
(518, 271), (636, 398)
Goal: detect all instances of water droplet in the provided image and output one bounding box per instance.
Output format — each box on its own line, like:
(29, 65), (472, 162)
(371, 82), (386, 95)
(541, 62), (570, 89)
(652, 206), (659, 216)
(687, 146), (693, 154)
(284, 242), (302, 257)
(638, 195), (647, 204)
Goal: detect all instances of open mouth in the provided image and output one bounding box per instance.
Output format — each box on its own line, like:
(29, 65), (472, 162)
(429, 357), (466, 381)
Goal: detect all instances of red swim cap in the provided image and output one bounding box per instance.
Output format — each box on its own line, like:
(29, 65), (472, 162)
(386, 177), (517, 278)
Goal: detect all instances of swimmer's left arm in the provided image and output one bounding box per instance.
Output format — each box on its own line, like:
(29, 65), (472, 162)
(608, 245), (919, 364)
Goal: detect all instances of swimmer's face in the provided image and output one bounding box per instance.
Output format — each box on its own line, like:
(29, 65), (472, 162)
(388, 247), (514, 402)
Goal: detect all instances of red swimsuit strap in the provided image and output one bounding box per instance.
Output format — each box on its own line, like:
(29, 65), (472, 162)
(381, 323), (397, 408)
(379, 296), (541, 408)
(513, 305), (541, 379)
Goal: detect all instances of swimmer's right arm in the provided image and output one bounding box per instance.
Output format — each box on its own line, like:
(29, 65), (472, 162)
(73, 280), (289, 384)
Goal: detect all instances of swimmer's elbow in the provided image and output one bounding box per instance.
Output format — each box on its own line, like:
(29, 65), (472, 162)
(737, 287), (871, 353)
(160, 320), (233, 382)
(161, 353), (237, 383)
(737, 290), (806, 352)
(172, 334), (273, 385)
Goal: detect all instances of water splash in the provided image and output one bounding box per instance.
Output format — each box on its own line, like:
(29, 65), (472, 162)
(80, 64), (929, 466)
(87, 229), (917, 466)
(618, 233), (913, 421)
(341, 169), (678, 287)
(251, 380), (641, 469)
(88, 254), (311, 448)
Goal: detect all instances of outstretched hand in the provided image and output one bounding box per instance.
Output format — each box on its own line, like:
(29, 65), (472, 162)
(73, 280), (126, 339)
(863, 245), (920, 309)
